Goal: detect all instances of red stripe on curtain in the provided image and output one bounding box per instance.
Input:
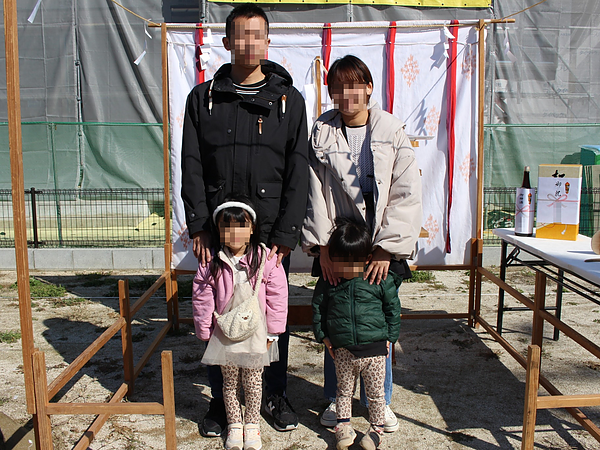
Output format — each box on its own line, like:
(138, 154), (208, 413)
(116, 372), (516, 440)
(195, 24), (204, 85)
(386, 22), (397, 114)
(445, 20), (459, 253)
(322, 23), (332, 85)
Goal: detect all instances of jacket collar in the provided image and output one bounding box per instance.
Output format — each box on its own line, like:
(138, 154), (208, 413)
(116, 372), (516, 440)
(211, 62), (290, 99)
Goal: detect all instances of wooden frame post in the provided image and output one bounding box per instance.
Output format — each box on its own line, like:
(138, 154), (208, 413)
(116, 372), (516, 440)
(472, 19), (486, 329)
(522, 345), (541, 450)
(4, 0), (36, 418)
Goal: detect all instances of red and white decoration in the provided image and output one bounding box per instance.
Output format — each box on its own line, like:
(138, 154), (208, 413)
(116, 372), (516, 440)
(167, 21), (482, 270)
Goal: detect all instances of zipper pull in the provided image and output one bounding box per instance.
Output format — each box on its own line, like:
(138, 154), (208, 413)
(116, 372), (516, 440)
(281, 95), (287, 114)
(257, 117), (263, 135)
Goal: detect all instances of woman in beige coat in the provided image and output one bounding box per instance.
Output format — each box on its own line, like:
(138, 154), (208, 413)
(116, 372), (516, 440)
(302, 55), (422, 436)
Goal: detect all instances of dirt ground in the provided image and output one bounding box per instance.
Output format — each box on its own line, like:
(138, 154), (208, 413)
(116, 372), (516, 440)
(1, 267), (600, 450)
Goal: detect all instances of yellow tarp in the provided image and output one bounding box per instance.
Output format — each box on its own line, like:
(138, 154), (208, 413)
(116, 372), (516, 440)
(210, 0), (490, 6)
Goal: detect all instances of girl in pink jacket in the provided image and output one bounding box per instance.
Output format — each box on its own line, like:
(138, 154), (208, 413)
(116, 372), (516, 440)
(192, 196), (288, 450)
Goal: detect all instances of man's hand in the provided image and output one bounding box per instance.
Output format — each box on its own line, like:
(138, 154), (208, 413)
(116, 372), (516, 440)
(365, 246), (391, 285)
(193, 231), (212, 267)
(323, 337), (335, 360)
(267, 340), (274, 350)
(268, 244), (291, 268)
(319, 245), (340, 286)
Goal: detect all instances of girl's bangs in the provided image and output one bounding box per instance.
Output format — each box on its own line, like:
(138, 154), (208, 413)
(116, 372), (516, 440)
(219, 207), (252, 224)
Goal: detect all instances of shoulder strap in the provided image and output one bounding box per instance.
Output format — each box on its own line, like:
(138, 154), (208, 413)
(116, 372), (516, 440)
(252, 244), (268, 298)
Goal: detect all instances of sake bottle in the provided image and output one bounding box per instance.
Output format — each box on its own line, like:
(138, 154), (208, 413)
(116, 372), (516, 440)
(514, 166), (535, 236)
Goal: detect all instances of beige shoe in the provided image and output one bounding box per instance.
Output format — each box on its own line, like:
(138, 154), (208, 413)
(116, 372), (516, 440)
(243, 423), (262, 450)
(383, 405), (399, 432)
(225, 423), (243, 450)
(335, 422), (356, 450)
(359, 425), (384, 450)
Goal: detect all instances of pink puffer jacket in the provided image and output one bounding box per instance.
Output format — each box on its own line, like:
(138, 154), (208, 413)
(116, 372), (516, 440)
(192, 246), (288, 341)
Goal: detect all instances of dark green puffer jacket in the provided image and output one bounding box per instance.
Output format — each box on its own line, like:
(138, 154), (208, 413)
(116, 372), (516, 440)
(312, 274), (401, 349)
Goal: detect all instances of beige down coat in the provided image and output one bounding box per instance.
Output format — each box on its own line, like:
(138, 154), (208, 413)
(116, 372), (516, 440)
(302, 105), (422, 260)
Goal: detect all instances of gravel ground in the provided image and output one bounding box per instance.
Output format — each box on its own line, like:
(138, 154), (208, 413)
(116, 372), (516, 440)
(1, 268), (600, 449)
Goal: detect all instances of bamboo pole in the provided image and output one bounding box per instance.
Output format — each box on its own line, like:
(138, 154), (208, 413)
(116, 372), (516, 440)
(315, 57), (322, 118)
(4, 0), (36, 416)
(162, 23), (172, 271)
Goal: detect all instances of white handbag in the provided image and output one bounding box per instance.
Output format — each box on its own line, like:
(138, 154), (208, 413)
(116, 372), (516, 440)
(214, 246), (266, 342)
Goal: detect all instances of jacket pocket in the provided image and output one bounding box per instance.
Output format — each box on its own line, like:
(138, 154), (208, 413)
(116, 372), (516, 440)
(256, 182), (282, 199)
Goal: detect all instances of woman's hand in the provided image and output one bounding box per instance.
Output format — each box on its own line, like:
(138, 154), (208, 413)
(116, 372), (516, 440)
(323, 337), (335, 360)
(320, 245), (340, 286)
(365, 246), (391, 285)
(267, 340), (273, 350)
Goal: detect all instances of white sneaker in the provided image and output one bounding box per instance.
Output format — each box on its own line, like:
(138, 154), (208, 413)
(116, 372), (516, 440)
(225, 423), (243, 450)
(320, 400), (337, 427)
(383, 405), (399, 432)
(243, 423), (262, 450)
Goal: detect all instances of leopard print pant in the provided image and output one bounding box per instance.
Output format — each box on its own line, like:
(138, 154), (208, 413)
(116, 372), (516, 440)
(221, 365), (264, 425)
(334, 348), (386, 426)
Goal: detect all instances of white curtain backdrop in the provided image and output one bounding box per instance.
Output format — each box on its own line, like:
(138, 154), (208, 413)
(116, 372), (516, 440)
(167, 21), (481, 271)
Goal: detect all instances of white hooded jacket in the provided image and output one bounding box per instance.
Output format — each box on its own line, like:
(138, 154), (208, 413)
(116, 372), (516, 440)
(302, 104), (422, 260)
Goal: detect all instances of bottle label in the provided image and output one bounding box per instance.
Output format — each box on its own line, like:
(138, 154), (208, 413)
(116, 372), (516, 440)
(515, 188), (535, 235)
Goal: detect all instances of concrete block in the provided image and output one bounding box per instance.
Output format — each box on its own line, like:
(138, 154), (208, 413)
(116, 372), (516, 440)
(72, 249), (114, 271)
(33, 248), (74, 270)
(112, 249), (154, 270)
(0, 249), (16, 270)
(152, 248), (166, 270)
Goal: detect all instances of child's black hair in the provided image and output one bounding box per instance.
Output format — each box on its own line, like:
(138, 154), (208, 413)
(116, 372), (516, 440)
(327, 217), (372, 262)
(210, 195), (262, 280)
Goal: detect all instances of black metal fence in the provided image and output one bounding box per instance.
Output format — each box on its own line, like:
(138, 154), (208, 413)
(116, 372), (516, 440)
(0, 187), (597, 248)
(0, 188), (165, 248)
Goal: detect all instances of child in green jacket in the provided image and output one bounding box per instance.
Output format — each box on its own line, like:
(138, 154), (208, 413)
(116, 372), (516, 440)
(312, 218), (401, 450)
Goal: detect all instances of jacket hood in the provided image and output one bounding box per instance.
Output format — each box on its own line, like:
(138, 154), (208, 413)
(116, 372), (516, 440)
(213, 60), (293, 85)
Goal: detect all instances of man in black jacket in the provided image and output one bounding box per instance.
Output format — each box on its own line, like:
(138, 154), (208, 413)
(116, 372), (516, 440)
(181, 3), (308, 437)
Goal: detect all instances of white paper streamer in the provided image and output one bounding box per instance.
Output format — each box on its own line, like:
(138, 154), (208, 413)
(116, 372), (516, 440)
(204, 28), (214, 45)
(134, 40), (147, 65)
(27, 0), (42, 24)
(503, 27), (517, 63)
(443, 26), (455, 41)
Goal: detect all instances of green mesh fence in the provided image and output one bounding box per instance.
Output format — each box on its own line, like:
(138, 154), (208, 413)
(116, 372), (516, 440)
(484, 124), (600, 188)
(0, 122), (164, 190)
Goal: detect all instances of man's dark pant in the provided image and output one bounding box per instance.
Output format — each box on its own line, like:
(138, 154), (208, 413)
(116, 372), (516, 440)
(207, 254), (291, 399)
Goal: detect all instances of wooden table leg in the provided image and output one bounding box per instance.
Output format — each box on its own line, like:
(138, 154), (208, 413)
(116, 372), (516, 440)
(522, 345), (541, 450)
(532, 272), (546, 348)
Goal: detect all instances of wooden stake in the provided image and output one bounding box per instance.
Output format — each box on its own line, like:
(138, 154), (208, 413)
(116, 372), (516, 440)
(522, 345), (541, 450)
(32, 351), (53, 449)
(162, 351), (177, 450)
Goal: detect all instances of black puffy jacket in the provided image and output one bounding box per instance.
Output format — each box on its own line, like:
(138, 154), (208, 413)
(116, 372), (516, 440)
(181, 61), (308, 248)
